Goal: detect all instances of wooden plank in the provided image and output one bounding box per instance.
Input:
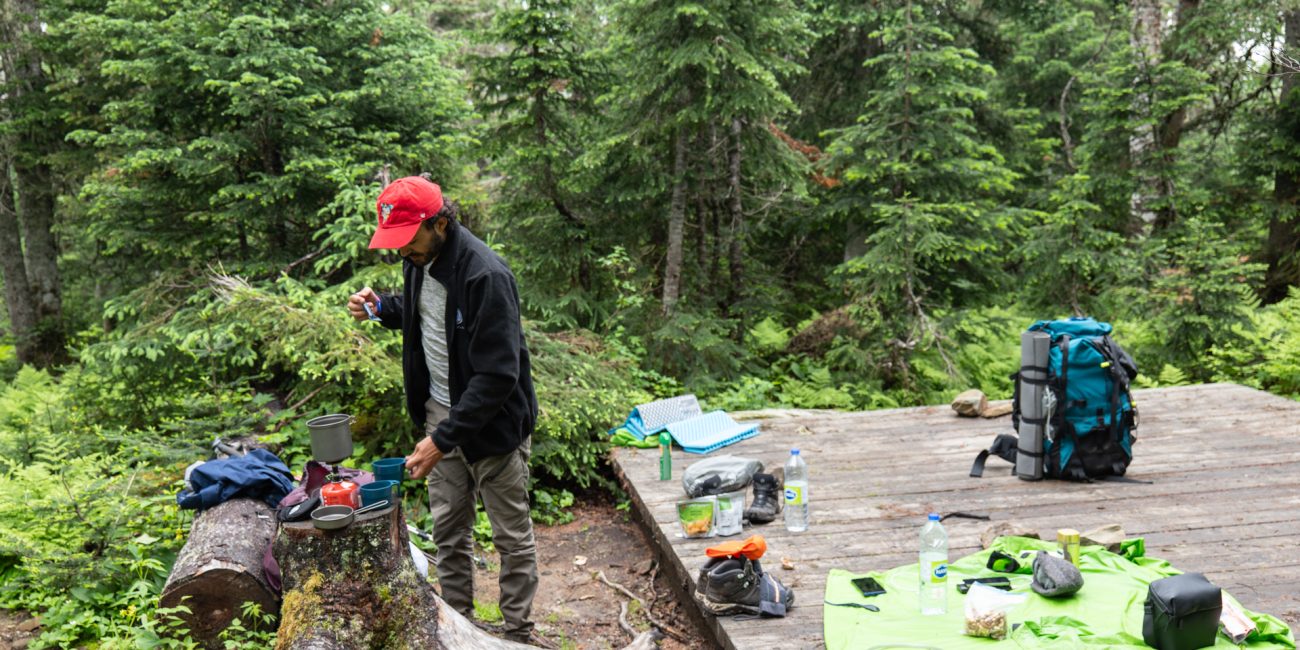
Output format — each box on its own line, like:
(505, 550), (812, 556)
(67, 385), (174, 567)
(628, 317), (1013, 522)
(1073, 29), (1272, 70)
(610, 384), (1300, 649)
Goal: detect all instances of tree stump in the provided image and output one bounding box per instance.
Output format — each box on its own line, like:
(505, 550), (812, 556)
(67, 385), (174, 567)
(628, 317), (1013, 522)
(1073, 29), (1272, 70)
(273, 503), (529, 649)
(160, 498), (279, 647)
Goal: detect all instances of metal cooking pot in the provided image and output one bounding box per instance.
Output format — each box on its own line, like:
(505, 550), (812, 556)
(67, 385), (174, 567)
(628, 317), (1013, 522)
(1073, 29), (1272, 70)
(307, 413), (354, 463)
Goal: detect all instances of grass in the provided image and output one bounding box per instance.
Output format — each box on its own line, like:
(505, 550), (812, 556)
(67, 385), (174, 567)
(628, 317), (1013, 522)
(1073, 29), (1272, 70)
(472, 600), (503, 624)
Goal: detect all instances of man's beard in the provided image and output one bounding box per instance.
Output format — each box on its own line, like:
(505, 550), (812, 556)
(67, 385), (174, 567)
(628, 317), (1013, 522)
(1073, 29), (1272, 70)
(402, 234), (445, 266)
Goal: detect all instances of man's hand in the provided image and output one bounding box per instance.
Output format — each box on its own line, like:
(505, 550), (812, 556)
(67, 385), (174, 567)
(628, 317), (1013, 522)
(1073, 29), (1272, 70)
(407, 436), (445, 479)
(347, 287), (380, 322)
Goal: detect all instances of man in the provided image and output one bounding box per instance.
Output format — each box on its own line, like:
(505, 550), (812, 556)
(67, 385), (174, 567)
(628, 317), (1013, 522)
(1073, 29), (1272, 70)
(346, 176), (542, 645)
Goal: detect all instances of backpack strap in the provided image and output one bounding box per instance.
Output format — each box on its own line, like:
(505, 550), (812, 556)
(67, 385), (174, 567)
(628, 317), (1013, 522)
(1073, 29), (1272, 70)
(970, 433), (1019, 478)
(1010, 370), (1021, 431)
(1096, 335), (1135, 446)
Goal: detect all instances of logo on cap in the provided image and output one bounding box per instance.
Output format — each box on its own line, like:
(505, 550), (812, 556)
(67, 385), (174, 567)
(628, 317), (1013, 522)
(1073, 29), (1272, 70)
(380, 203), (395, 224)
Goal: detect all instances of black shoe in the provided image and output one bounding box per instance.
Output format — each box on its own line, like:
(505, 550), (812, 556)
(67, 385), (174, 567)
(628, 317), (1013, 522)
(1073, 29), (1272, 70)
(504, 629), (557, 648)
(694, 556), (794, 617)
(744, 473), (781, 524)
(471, 619), (502, 636)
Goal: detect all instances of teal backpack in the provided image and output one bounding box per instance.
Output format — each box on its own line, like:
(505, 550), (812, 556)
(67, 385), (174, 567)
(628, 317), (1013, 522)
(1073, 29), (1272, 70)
(972, 317), (1141, 481)
(1016, 317), (1140, 480)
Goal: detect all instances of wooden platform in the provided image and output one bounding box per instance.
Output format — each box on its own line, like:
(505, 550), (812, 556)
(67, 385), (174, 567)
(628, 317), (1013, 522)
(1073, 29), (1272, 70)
(611, 384), (1300, 649)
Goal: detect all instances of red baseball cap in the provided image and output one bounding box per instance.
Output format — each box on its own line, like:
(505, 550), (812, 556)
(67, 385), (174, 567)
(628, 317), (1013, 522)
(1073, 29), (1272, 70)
(368, 176), (444, 249)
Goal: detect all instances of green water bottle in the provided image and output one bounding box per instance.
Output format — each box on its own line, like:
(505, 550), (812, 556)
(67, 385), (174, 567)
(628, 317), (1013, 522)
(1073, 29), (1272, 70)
(659, 432), (671, 481)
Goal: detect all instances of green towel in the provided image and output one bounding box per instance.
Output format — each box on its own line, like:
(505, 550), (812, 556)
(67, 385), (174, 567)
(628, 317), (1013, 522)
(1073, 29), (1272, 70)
(824, 536), (1296, 650)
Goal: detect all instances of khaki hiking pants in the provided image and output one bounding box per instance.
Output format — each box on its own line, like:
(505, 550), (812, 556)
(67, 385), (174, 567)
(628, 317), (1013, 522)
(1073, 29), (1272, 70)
(424, 398), (538, 638)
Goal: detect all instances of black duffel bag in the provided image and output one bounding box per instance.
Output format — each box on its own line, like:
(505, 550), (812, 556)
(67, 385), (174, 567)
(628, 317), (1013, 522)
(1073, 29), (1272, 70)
(1143, 573), (1222, 650)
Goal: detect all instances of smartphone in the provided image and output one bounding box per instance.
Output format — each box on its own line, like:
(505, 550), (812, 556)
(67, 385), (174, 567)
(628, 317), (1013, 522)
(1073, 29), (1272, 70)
(851, 576), (886, 597)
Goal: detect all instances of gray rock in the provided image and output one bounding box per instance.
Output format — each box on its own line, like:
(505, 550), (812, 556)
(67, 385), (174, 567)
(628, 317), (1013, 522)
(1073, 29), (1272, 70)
(1081, 523), (1126, 553)
(981, 401), (1013, 418)
(15, 619), (39, 634)
(951, 389), (988, 417)
(980, 522), (1040, 549)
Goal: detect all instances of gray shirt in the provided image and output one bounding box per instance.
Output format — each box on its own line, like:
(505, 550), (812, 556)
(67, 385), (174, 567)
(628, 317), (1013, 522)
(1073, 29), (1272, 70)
(418, 262), (452, 408)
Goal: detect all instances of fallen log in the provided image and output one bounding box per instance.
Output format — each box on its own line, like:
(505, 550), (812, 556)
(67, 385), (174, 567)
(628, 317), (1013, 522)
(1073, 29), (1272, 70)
(160, 498), (279, 647)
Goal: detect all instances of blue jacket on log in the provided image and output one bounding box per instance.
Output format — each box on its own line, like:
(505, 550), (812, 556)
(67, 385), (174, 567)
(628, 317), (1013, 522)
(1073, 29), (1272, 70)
(177, 449), (295, 511)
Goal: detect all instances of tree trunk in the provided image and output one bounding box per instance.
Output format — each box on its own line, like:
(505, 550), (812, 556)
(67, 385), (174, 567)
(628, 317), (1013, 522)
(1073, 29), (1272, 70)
(726, 118), (745, 339)
(1128, 0), (1164, 236)
(661, 130), (688, 316)
(844, 220), (870, 262)
(161, 499), (280, 648)
(1, 0), (65, 364)
(1264, 8), (1300, 303)
(273, 504), (525, 650)
(0, 155), (37, 363)
(13, 156), (64, 359)
(1149, 0), (1203, 231)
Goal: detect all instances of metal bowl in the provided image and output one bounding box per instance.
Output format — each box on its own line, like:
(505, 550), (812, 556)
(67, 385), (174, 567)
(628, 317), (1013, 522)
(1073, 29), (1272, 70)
(310, 504), (355, 530)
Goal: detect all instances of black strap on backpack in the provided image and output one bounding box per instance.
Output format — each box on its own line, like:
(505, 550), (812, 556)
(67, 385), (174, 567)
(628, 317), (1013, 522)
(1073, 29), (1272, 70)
(970, 433), (1019, 477)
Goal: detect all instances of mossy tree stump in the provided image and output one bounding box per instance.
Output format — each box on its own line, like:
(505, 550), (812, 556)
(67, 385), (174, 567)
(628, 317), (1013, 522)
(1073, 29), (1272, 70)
(273, 504), (528, 649)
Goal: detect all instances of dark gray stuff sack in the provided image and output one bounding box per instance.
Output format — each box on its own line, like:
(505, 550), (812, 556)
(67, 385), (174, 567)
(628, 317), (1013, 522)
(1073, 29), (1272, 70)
(1143, 573), (1222, 650)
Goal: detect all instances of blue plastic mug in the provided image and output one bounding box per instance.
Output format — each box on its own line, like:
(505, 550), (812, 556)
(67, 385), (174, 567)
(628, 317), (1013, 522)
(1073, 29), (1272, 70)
(360, 480), (398, 507)
(372, 457), (406, 483)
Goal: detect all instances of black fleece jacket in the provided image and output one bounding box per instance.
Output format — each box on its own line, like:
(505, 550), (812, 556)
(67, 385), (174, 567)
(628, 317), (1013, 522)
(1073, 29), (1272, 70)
(376, 219), (537, 463)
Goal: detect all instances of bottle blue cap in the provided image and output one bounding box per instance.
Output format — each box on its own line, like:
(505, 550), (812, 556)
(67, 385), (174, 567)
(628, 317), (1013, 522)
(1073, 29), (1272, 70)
(791, 448), (800, 455)
(928, 513), (940, 521)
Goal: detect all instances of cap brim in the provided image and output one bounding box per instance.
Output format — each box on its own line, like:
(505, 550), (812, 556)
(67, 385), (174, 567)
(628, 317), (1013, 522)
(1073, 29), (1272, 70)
(368, 223), (421, 249)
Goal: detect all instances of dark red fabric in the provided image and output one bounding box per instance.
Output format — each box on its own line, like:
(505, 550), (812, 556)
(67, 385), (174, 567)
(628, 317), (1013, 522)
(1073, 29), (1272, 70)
(275, 461), (374, 509)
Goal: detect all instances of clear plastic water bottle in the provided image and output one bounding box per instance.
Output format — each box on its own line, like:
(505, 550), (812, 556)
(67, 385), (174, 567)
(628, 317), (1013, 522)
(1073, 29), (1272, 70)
(918, 513), (949, 615)
(783, 449), (809, 532)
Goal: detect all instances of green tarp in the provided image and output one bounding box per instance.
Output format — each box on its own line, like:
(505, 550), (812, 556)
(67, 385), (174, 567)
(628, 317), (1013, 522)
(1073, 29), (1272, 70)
(823, 536), (1296, 650)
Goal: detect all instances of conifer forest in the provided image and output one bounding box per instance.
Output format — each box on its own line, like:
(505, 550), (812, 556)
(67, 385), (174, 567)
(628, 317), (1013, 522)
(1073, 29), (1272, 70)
(2, 0), (1300, 646)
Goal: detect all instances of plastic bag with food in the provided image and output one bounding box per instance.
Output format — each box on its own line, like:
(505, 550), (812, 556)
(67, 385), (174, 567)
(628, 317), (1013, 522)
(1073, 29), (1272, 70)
(677, 497), (716, 538)
(712, 489), (746, 536)
(963, 582), (1027, 640)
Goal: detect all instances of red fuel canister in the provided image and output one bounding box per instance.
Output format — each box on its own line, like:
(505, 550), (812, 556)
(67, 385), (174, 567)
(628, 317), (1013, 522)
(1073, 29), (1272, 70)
(321, 478), (359, 508)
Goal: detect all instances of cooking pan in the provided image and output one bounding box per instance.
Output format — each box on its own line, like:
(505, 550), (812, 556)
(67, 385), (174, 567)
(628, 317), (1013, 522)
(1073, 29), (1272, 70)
(310, 500), (391, 530)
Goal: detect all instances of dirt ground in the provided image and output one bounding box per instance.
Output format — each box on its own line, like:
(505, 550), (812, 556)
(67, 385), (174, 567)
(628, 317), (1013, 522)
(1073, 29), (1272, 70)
(468, 493), (709, 649)
(0, 610), (39, 650)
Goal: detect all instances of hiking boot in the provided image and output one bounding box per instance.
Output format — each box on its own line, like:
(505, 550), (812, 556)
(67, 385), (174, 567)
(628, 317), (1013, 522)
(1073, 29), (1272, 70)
(693, 555), (794, 617)
(744, 473), (781, 524)
(503, 629), (557, 648)
(471, 619), (503, 636)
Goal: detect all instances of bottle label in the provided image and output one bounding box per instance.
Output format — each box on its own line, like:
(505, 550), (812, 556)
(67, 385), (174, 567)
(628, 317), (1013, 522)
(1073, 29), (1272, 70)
(784, 485), (804, 506)
(928, 560), (948, 584)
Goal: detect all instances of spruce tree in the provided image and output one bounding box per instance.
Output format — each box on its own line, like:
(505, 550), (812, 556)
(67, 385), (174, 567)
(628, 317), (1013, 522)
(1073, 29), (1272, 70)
(604, 0), (808, 311)
(823, 0), (1017, 387)
(54, 0), (475, 279)
(472, 0), (606, 329)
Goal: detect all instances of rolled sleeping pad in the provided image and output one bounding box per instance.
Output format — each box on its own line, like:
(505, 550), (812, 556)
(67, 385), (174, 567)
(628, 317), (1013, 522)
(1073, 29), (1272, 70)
(1017, 331), (1051, 480)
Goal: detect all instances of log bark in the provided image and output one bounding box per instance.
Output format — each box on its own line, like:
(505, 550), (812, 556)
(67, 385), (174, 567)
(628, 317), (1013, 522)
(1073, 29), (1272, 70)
(273, 503), (530, 650)
(161, 498), (279, 648)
